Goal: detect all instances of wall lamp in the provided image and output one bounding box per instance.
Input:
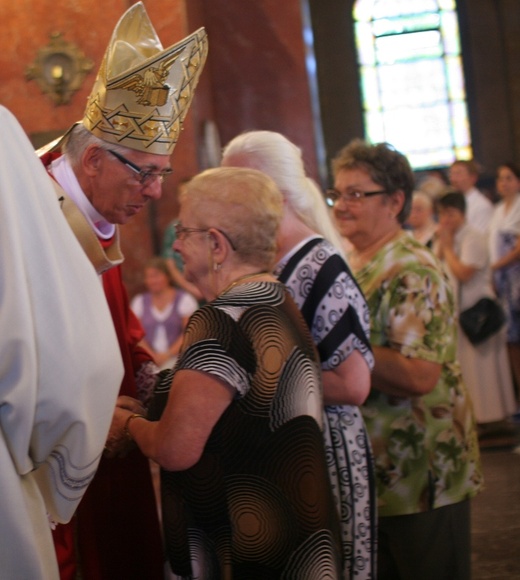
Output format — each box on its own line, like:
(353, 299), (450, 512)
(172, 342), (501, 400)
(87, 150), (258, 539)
(26, 32), (93, 106)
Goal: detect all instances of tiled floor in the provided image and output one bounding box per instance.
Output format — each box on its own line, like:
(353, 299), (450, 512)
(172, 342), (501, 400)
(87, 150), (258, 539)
(471, 420), (520, 580)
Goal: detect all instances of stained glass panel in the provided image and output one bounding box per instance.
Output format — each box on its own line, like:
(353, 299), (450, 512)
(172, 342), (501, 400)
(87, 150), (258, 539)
(438, 0), (456, 10)
(373, 0), (438, 20)
(378, 60), (446, 108)
(441, 11), (460, 54)
(365, 110), (386, 143)
(372, 13), (440, 37)
(355, 21), (376, 65)
(360, 67), (380, 110)
(354, 0), (472, 169)
(446, 56), (465, 100)
(451, 101), (471, 146)
(355, 1), (439, 22)
(375, 30), (442, 63)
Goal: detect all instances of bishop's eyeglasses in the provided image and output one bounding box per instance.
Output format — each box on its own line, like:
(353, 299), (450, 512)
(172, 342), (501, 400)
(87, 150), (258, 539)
(107, 149), (173, 186)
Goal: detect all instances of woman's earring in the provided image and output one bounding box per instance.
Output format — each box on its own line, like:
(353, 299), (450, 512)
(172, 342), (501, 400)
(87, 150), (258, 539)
(213, 262), (221, 272)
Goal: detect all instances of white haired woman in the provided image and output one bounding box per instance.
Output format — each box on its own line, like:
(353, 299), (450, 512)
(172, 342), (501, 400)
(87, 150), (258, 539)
(222, 130), (376, 580)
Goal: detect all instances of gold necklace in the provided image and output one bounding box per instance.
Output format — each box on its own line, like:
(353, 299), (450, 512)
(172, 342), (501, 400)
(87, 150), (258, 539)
(220, 271), (270, 295)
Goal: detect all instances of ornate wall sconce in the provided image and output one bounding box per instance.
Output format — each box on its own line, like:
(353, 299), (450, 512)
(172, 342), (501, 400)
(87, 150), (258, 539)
(26, 33), (94, 106)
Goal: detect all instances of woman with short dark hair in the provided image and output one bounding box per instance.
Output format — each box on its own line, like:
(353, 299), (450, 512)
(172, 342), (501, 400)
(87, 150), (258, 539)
(332, 139), (482, 580)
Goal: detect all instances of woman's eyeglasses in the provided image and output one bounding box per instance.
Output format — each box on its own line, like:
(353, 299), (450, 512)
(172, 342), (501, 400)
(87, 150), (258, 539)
(174, 221), (237, 251)
(325, 188), (388, 206)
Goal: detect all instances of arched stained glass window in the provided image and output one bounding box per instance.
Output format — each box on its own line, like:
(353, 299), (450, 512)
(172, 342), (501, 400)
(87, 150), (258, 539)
(354, 0), (472, 169)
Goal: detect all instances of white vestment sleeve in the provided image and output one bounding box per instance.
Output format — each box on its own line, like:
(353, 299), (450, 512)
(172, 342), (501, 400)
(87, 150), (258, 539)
(0, 106), (123, 578)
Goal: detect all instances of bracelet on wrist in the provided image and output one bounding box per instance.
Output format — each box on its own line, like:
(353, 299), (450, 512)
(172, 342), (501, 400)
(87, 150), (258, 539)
(123, 413), (146, 441)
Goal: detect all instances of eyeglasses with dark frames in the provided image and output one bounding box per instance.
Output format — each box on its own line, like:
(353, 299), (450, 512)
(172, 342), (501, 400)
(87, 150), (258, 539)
(325, 188), (389, 206)
(106, 149), (173, 186)
(174, 221), (237, 251)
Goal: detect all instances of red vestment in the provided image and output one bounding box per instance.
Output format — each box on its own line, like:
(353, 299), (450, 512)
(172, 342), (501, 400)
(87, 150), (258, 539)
(74, 261), (164, 580)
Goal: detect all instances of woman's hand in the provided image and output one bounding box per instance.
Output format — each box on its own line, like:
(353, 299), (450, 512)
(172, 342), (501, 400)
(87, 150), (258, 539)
(436, 224), (454, 250)
(371, 345), (442, 397)
(117, 395), (147, 414)
(104, 404), (141, 458)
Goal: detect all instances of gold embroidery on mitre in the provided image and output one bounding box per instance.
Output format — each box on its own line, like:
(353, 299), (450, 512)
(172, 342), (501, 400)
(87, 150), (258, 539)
(82, 2), (208, 155)
(110, 52), (178, 108)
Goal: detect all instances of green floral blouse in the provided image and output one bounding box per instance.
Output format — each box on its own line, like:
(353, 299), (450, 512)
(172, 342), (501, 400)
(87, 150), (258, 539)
(354, 231), (483, 517)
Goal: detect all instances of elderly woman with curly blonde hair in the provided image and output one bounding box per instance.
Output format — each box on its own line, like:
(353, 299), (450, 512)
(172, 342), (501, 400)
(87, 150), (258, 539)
(109, 167), (343, 579)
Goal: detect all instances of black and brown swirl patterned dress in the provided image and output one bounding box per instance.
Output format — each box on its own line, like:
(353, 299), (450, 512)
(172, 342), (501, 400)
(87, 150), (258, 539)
(151, 281), (342, 579)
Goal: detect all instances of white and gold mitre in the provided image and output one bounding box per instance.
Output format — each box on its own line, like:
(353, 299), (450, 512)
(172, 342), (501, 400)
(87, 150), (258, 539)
(82, 2), (208, 155)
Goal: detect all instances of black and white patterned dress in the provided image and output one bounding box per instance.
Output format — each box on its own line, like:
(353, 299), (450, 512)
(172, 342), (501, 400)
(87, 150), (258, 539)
(152, 281), (343, 579)
(275, 237), (377, 580)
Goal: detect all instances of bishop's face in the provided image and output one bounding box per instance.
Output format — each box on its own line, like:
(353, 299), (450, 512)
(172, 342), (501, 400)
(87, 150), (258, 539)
(85, 146), (171, 225)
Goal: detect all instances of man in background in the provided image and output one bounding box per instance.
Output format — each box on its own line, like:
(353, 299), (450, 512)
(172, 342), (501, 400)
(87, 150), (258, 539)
(449, 159), (493, 232)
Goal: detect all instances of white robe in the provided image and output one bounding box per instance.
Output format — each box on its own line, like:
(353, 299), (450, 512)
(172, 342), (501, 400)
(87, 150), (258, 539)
(436, 223), (516, 423)
(465, 186), (494, 233)
(488, 192), (520, 263)
(0, 106), (124, 579)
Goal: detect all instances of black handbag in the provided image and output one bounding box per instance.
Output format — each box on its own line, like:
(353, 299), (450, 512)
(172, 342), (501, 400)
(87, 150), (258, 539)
(459, 297), (506, 345)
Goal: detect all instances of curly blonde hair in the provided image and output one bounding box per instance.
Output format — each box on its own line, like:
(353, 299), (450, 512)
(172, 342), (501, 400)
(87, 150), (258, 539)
(180, 167), (284, 270)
